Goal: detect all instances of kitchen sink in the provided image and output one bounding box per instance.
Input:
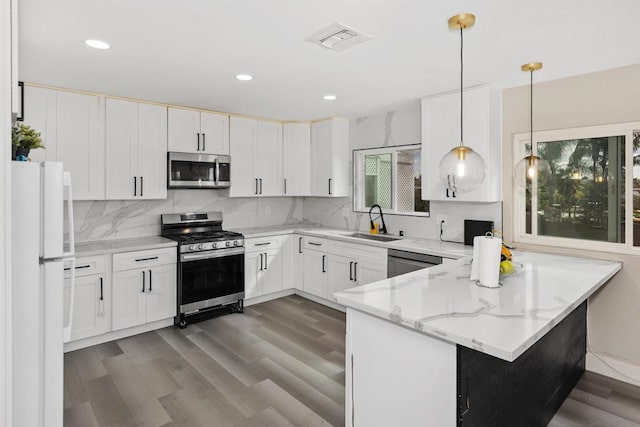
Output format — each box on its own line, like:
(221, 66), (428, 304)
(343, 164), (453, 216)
(345, 233), (402, 242)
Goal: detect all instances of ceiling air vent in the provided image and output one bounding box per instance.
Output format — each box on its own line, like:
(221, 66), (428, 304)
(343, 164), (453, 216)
(306, 23), (370, 51)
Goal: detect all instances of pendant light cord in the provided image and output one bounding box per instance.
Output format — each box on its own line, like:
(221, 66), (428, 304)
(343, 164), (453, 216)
(530, 69), (533, 155)
(460, 26), (464, 147)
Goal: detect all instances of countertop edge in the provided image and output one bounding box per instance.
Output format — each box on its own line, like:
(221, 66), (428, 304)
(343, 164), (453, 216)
(75, 237), (178, 257)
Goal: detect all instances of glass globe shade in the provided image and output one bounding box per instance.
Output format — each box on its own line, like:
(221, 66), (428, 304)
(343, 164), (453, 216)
(513, 155), (551, 190)
(438, 146), (487, 193)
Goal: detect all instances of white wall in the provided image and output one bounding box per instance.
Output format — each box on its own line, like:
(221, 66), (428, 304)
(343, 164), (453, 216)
(303, 100), (502, 241)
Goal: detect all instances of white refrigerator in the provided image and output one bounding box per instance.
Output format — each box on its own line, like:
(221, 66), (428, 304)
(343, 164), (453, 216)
(12, 161), (75, 427)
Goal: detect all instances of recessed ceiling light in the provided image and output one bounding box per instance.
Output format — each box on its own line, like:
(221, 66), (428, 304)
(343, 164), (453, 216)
(323, 95), (337, 101)
(235, 74), (253, 81)
(84, 39), (110, 50)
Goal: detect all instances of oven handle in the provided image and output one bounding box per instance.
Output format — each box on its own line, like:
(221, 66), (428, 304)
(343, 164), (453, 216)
(180, 247), (245, 261)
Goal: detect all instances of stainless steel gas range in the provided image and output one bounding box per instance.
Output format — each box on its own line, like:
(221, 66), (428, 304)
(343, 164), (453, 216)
(161, 211), (244, 328)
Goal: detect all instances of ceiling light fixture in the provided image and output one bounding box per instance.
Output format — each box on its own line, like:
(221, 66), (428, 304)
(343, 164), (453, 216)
(235, 74), (253, 81)
(513, 62), (551, 190)
(438, 13), (486, 194)
(84, 39), (110, 50)
(323, 95), (337, 101)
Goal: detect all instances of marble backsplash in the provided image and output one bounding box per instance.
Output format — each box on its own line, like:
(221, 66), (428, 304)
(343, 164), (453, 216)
(73, 189), (306, 243)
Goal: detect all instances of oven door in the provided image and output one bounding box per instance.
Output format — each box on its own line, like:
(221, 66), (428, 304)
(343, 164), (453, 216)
(168, 152), (231, 189)
(178, 247), (244, 313)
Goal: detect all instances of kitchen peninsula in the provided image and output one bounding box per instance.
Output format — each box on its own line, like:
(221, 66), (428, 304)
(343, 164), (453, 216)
(335, 251), (622, 426)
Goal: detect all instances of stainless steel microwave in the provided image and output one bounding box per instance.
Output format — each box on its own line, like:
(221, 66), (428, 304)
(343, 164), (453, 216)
(167, 152), (231, 189)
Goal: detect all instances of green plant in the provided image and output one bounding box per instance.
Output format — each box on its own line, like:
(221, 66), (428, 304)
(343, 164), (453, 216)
(12, 123), (44, 150)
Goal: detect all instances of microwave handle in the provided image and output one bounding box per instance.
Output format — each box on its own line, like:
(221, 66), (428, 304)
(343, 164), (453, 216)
(215, 158), (220, 183)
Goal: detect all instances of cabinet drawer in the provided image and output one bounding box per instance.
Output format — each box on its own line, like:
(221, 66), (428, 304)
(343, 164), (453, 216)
(64, 255), (107, 278)
(113, 247), (176, 272)
(245, 236), (282, 252)
(330, 239), (387, 263)
(303, 236), (331, 251)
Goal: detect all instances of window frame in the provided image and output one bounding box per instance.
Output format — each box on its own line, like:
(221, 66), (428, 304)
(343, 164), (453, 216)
(513, 121), (639, 254)
(352, 143), (430, 217)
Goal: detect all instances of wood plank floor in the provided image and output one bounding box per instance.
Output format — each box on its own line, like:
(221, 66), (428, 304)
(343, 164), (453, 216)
(64, 295), (640, 426)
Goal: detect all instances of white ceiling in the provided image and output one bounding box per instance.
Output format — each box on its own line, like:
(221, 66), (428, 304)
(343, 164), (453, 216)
(19, 0), (640, 121)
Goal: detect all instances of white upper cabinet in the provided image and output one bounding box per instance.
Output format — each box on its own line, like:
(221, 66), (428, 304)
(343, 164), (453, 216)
(421, 85), (501, 202)
(23, 86), (57, 163)
(310, 118), (350, 197)
(283, 123), (311, 196)
(229, 117), (283, 197)
(168, 107), (229, 155)
(105, 98), (167, 200)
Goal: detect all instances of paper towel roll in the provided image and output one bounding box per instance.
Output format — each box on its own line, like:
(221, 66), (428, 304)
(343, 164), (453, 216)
(469, 236), (482, 281)
(476, 236), (502, 288)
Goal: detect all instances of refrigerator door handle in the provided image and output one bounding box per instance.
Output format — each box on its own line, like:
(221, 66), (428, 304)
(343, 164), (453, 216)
(62, 172), (75, 258)
(63, 257), (76, 343)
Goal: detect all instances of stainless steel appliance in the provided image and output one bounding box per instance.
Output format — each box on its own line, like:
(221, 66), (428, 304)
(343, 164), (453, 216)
(387, 249), (442, 278)
(161, 211), (244, 327)
(167, 152), (231, 189)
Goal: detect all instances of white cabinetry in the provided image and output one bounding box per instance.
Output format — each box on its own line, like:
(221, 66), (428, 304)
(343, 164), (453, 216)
(421, 85), (501, 202)
(302, 237), (330, 298)
(244, 237), (284, 299)
(168, 107), (229, 154)
(24, 87), (105, 199)
(105, 98), (167, 199)
(283, 123), (311, 196)
(230, 117), (283, 197)
(310, 118), (349, 197)
(112, 248), (177, 330)
(63, 255), (110, 341)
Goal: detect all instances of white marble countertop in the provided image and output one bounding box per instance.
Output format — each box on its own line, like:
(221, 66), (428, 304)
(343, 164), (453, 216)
(75, 236), (177, 257)
(232, 224), (472, 259)
(335, 251), (622, 362)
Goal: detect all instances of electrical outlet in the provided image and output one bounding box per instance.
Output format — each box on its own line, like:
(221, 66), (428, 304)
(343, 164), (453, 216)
(436, 214), (448, 226)
(342, 207), (350, 218)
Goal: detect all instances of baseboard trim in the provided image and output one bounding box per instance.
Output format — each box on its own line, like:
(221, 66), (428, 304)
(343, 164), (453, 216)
(245, 289), (296, 306)
(294, 290), (346, 312)
(63, 318), (174, 352)
(586, 351), (640, 387)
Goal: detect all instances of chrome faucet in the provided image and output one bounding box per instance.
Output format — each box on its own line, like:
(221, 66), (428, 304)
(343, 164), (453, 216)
(369, 204), (388, 234)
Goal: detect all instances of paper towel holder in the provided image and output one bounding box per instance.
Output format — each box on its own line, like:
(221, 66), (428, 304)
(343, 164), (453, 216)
(474, 232), (503, 289)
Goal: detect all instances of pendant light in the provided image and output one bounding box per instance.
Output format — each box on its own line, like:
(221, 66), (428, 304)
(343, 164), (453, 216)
(513, 62), (551, 190)
(438, 13), (486, 194)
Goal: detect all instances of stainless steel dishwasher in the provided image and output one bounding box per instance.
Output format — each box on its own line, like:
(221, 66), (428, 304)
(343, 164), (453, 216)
(387, 249), (443, 278)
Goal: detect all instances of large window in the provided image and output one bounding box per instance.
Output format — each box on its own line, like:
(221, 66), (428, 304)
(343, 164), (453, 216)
(514, 123), (640, 253)
(353, 144), (429, 216)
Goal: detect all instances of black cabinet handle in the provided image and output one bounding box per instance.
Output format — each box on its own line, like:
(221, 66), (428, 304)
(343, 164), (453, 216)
(76, 265), (90, 269)
(197, 133), (201, 151)
(453, 191), (456, 198)
(149, 269), (152, 291)
(17, 81), (24, 121)
(322, 255), (326, 273)
(298, 237), (302, 254)
(446, 188), (449, 198)
(309, 242), (322, 246)
(255, 178), (258, 195)
(284, 179), (287, 194)
(349, 261), (353, 281)
(140, 176), (144, 197)
(202, 133), (206, 151)
(134, 176), (137, 196)
(259, 178), (263, 195)
(354, 262), (358, 282)
(99, 277), (104, 301)
(328, 178), (332, 195)
(135, 256), (159, 262)
(142, 270), (146, 293)
(259, 253), (263, 271)
(264, 252), (268, 270)
(254, 242), (271, 246)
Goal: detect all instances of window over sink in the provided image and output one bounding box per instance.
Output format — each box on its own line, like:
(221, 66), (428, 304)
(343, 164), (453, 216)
(353, 144), (429, 216)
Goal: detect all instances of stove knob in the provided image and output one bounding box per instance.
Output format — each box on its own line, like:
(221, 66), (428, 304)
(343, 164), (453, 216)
(233, 240), (240, 247)
(212, 242), (218, 249)
(197, 244), (204, 250)
(225, 241), (232, 247)
(189, 245), (198, 251)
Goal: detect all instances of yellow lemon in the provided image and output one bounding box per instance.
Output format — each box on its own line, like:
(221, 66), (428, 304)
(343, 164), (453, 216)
(500, 260), (514, 274)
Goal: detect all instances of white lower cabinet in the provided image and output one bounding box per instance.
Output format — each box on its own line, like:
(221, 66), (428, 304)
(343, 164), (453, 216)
(244, 237), (285, 299)
(303, 249), (328, 298)
(328, 256), (354, 303)
(292, 234), (305, 290)
(112, 247), (177, 331)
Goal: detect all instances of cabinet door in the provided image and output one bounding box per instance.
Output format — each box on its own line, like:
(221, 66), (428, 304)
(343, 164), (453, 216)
(257, 120), (283, 196)
(354, 258), (387, 286)
(310, 120), (333, 196)
(281, 235), (295, 290)
(283, 123), (311, 196)
(105, 98), (138, 199)
(200, 112), (229, 155)
(229, 117), (257, 197)
(261, 248), (283, 295)
(145, 263), (177, 323)
(57, 91), (105, 200)
(112, 268), (147, 330)
(23, 86), (57, 163)
(303, 250), (328, 298)
(328, 255), (356, 303)
(168, 107), (200, 153)
(245, 251), (262, 299)
(292, 235), (304, 290)
(64, 274), (110, 341)
(137, 103), (167, 199)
